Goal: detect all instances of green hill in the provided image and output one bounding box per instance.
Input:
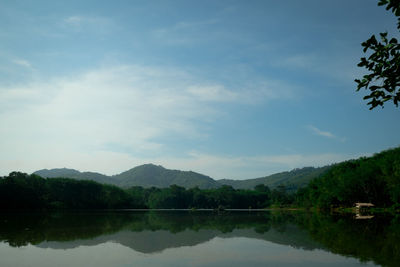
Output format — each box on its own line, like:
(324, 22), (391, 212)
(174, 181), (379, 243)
(112, 164), (220, 189)
(34, 165), (333, 191)
(34, 165), (332, 191)
(34, 164), (220, 189)
(34, 168), (114, 185)
(297, 146), (400, 208)
(218, 166), (331, 192)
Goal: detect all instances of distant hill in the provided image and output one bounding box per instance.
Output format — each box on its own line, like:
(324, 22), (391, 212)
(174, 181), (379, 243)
(218, 166), (331, 192)
(112, 164), (220, 189)
(34, 164), (331, 191)
(34, 168), (113, 185)
(34, 164), (220, 189)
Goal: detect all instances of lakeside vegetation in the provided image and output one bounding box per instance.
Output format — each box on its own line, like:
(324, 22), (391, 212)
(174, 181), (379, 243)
(0, 172), (276, 209)
(296, 147), (400, 210)
(1, 147), (399, 210)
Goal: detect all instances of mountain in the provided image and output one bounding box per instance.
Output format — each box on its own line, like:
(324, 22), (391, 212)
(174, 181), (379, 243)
(218, 166), (331, 192)
(34, 164), (219, 189)
(112, 164), (219, 189)
(34, 168), (113, 184)
(33, 164), (330, 191)
(34, 168), (82, 179)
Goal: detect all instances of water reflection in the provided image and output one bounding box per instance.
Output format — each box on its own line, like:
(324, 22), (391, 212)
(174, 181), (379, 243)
(0, 211), (398, 266)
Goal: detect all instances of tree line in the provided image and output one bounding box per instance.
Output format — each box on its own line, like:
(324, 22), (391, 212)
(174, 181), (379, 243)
(0, 172), (292, 210)
(0, 172), (131, 209)
(1, 147), (399, 210)
(295, 147), (400, 209)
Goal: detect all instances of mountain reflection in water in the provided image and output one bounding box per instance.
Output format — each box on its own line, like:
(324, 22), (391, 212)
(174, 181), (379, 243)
(0, 211), (398, 266)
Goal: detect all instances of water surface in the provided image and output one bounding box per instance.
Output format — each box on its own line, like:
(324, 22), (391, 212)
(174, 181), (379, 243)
(0, 211), (397, 266)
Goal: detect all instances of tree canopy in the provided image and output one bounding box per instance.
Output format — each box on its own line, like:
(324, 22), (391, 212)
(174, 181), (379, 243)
(355, 0), (400, 109)
(296, 147), (400, 209)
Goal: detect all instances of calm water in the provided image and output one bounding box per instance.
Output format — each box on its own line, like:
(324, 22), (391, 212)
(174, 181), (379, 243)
(0, 211), (398, 267)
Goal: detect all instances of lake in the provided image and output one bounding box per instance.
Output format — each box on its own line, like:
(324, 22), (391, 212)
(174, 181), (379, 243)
(0, 210), (398, 266)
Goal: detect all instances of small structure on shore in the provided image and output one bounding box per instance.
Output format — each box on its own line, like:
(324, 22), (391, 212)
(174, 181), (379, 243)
(354, 203), (375, 219)
(355, 214), (374, 220)
(354, 202), (374, 209)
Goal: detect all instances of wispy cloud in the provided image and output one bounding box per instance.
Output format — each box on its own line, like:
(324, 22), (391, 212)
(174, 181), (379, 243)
(153, 19), (218, 37)
(12, 59), (32, 68)
(307, 125), (346, 142)
(64, 16), (84, 26)
(62, 15), (114, 34)
(276, 53), (318, 69)
(152, 19), (220, 45)
(187, 85), (238, 102)
(308, 125), (335, 138)
(0, 63), (295, 176)
(0, 65), (214, 153)
(0, 57), (35, 85)
(275, 51), (361, 86)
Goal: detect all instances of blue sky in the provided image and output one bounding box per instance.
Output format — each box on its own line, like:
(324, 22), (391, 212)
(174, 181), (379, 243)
(0, 0), (399, 179)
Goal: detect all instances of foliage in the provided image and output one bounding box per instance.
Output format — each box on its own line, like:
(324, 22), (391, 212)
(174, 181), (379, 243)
(355, 0), (400, 109)
(35, 164), (330, 192)
(34, 164), (220, 189)
(219, 166), (331, 192)
(296, 147), (400, 209)
(145, 184), (273, 209)
(0, 173), (291, 209)
(0, 173), (131, 210)
(4, 147), (399, 211)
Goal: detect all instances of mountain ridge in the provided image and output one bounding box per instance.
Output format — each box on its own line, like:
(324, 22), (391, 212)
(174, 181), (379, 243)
(218, 166), (331, 192)
(34, 164), (220, 189)
(33, 164), (329, 191)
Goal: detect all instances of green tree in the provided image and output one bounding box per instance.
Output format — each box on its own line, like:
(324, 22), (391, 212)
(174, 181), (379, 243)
(355, 0), (400, 109)
(254, 184), (270, 193)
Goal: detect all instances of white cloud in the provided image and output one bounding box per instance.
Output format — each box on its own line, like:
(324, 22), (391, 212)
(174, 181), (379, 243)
(277, 54), (317, 69)
(187, 85), (238, 102)
(62, 15), (114, 34)
(276, 51), (361, 87)
(64, 16), (83, 26)
(12, 59), (32, 68)
(0, 65), (209, 155)
(308, 125), (335, 138)
(307, 125), (347, 142)
(0, 64), (295, 176)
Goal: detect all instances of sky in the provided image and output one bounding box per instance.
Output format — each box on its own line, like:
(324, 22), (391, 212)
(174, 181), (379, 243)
(1, 0), (399, 179)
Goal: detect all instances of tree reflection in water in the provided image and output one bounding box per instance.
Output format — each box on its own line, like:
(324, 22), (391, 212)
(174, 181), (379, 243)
(0, 211), (398, 266)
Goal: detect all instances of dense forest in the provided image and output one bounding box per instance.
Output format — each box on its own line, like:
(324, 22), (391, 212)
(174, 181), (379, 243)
(0, 172), (284, 209)
(296, 147), (400, 209)
(1, 147), (399, 210)
(0, 172), (131, 209)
